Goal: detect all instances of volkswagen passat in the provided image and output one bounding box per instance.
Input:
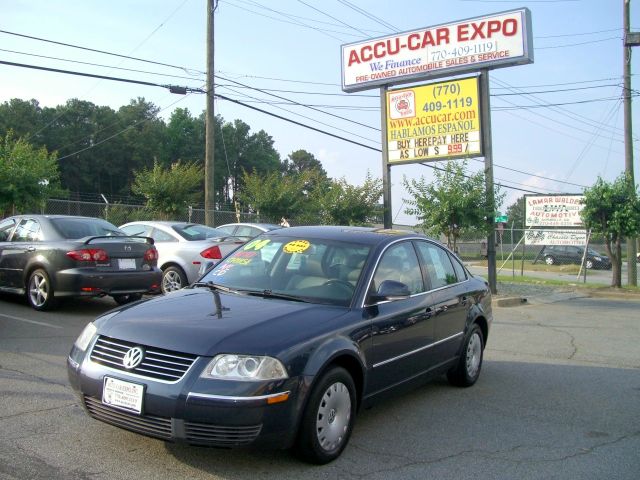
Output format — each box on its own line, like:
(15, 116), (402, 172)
(68, 226), (492, 463)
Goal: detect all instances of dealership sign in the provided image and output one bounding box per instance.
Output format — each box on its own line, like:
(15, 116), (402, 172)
(525, 195), (585, 227)
(524, 229), (587, 246)
(386, 77), (481, 163)
(341, 9), (533, 92)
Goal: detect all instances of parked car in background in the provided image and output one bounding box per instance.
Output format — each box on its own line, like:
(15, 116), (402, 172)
(68, 226), (492, 463)
(216, 222), (283, 241)
(536, 245), (612, 270)
(119, 221), (245, 294)
(0, 215), (161, 310)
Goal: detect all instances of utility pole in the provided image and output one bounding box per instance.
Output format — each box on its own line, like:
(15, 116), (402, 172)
(204, 0), (216, 226)
(624, 0), (638, 285)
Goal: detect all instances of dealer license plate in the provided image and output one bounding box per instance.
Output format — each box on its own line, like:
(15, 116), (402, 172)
(102, 377), (144, 414)
(118, 258), (136, 270)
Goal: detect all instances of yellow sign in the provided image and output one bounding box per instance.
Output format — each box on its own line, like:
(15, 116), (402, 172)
(283, 240), (311, 254)
(386, 76), (481, 163)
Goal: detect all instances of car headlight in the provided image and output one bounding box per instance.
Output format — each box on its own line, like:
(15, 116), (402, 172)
(201, 354), (288, 381)
(594, 257), (602, 261)
(74, 322), (97, 352)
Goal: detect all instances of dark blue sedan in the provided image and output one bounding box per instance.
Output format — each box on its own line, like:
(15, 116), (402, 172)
(67, 226), (492, 463)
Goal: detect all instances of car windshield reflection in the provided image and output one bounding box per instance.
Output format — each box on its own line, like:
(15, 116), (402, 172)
(200, 235), (370, 307)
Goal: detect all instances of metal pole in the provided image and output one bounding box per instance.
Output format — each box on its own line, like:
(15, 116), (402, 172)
(624, 0), (638, 285)
(380, 86), (392, 229)
(480, 71), (497, 294)
(204, 0), (216, 226)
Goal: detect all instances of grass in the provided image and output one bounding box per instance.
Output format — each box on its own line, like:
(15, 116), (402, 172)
(496, 274), (640, 293)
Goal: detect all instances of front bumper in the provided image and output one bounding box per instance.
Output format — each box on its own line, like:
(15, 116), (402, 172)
(67, 351), (307, 448)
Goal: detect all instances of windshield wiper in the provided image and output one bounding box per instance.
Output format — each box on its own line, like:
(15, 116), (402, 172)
(240, 289), (309, 303)
(191, 281), (239, 294)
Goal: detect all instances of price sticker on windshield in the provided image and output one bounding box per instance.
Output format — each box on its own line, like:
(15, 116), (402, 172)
(283, 240), (311, 254)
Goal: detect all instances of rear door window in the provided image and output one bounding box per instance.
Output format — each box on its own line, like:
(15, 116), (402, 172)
(12, 219), (42, 242)
(415, 241), (458, 289)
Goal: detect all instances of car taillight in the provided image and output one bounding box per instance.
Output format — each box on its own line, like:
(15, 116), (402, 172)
(66, 249), (109, 262)
(200, 245), (222, 259)
(144, 248), (159, 262)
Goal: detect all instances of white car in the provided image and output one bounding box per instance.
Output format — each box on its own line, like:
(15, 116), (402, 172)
(120, 221), (245, 293)
(216, 222), (283, 241)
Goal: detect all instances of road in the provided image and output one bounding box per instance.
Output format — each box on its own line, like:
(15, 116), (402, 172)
(1, 291), (639, 480)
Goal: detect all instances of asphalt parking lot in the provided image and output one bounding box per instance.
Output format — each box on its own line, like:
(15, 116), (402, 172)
(1, 288), (639, 480)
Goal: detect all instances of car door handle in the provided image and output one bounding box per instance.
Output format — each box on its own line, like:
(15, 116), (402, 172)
(26, 246), (36, 252)
(461, 296), (468, 306)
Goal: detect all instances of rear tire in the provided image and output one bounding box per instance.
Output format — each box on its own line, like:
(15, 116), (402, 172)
(113, 293), (142, 305)
(295, 367), (356, 464)
(161, 266), (187, 294)
(544, 256), (556, 265)
(27, 269), (57, 311)
(447, 324), (484, 387)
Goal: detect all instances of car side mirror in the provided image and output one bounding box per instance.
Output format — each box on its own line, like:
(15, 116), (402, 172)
(368, 280), (411, 304)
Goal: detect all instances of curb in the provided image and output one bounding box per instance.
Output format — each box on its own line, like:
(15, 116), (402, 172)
(495, 296), (528, 307)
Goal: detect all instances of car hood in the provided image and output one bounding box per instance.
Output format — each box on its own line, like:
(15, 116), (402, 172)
(96, 288), (350, 357)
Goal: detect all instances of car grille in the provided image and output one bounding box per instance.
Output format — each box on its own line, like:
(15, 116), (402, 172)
(83, 396), (262, 446)
(84, 396), (172, 440)
(184, 421), (262, 446)
(90, 336), (198, 382)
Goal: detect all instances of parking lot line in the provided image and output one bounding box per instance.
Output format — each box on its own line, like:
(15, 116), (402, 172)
(0, 313), (63, 329)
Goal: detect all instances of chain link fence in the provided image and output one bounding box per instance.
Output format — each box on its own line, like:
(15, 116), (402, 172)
(44, 198), (262, 227)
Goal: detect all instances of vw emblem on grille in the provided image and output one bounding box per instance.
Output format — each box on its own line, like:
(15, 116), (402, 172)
(124, 245), (132, 251)
(122, 346), (144, 369)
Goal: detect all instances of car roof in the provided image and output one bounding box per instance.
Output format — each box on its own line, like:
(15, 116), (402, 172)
(218, 222), (282, 230)
(5, 214), (111, 222)
(261, 225), (423, 246)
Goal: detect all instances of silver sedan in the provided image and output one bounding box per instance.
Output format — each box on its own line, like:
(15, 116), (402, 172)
(120, 221), (245, 293)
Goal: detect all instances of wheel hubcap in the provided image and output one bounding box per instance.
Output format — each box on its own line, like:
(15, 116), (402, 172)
(316, 382), (351, 452)
(466, 333), (482, 378)
(29, 273), (48, 307)
(163, 271), (183, 292)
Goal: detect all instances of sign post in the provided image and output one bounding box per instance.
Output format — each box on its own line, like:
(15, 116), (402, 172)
(341, 8), (533, 294)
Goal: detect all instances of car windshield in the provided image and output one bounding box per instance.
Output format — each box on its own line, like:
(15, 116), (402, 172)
(172, 224), (228, 241)
(51, 218), (125, 239)
(200, 234), (371, 307)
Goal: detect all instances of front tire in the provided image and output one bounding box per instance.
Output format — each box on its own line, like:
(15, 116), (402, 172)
(585, 259), (594, 270)
(447, 324), (484, 387)
(27, 269), (57, 311)
(295, 367), (356, 464)
(161, 266), (187, 294)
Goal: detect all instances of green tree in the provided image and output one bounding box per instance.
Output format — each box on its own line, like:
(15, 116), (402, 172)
(132, 160), (203, 220)
(319, 173), (383, 225)
(403, 160), (503, 252)
(580, 174), (640, 287)
(0, 98), (45, 143)
(218, 119), (280, 205)
(238, 168), (321, 222)
(0, 132), (63, 216)
(165, 108), (204, 164)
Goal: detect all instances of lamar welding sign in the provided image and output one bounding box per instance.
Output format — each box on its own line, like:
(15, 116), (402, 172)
(525, 195), (585, 227)
(341, 9), (533, 92)
(386, 77), (481, 163)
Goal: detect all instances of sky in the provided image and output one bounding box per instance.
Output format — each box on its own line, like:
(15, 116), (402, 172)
(1, 0), (638, 225)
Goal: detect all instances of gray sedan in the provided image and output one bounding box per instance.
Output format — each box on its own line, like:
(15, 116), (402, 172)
(120, 221), (245, 293)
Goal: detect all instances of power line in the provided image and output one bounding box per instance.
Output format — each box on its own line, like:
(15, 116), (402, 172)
(215, 92), (381, 152)
(0, 59), (204, 93)
(0, 48), (206, 83)
(0, 29), (205, 75)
